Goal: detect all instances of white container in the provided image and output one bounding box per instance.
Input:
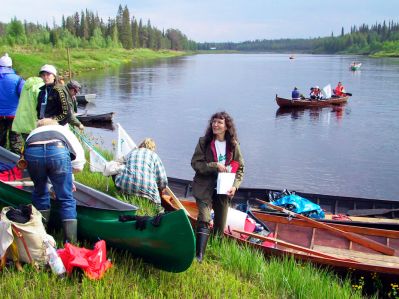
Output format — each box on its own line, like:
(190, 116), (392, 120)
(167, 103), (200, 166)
(44, 240), (66, 276)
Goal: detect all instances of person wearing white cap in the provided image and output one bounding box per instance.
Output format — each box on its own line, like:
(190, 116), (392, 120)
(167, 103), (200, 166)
(0, 53), (25, 153)
(310, 85), (321, 100)
(36, 64), (71, 126)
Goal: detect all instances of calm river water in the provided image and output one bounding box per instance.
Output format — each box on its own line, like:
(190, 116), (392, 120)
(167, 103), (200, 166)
(77, 54), (399, 200)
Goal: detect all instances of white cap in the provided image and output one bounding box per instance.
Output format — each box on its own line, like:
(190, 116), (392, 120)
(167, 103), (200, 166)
(315, 85), (320, 89)
(0, 53), (12, 67)
(39, 64), (57, 76)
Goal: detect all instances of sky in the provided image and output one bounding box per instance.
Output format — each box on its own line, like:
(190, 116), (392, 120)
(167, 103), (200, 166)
(1, 0), (398, 42)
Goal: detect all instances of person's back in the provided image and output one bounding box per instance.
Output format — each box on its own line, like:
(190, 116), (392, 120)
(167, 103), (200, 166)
(291, 87), (300, 100)
(115, 139), (167, 204)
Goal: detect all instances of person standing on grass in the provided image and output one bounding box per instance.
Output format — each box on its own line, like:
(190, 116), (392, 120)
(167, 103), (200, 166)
(0, 53), (25, 153)
(36, 64), (71, 125)
(24, 118), (85, 243)
(191, 111), (245, 262)
(66, 80), (84, 130)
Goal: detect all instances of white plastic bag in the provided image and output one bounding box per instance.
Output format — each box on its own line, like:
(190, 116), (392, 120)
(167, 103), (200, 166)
(216, 173), (235, 194)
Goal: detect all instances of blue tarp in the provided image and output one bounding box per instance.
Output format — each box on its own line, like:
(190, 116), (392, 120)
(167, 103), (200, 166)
(270, 194), (325, 219)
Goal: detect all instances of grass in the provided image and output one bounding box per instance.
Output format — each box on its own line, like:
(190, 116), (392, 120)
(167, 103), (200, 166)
(0, 46), (186, 79)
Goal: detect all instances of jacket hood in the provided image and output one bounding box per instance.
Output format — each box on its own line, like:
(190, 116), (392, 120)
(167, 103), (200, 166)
(0, 66), (16, 78)
(24, 77), (44, 91)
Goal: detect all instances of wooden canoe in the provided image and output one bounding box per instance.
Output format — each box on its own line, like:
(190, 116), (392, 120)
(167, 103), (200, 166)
(275, 94), (349, 108)
(76, 112), (114, 124)
(161, 196), (399, 277)
(0, 147), (195, 273)
(76, 94), (96, 105)
(167, 177), (399, 230)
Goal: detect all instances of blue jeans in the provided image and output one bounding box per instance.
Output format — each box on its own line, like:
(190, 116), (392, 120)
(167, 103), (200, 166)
(24, 144), (76, 220)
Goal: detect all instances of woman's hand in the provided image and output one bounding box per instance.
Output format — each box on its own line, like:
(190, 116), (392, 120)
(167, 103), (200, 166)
(226, 186), (237, 198)
(217, 163), (228, 172)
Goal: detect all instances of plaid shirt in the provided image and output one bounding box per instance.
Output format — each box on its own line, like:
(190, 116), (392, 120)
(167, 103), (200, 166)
(115, 148), (168, 204)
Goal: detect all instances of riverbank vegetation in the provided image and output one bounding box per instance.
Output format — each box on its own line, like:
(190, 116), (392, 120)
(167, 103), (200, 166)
(198, 20), (399, 57)
(0, 46), (186, 78)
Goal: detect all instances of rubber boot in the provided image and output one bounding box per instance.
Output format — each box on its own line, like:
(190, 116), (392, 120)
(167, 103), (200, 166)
(39, 209), (51, 229)
(196, 227), (210, 263)
(62, 219), (77, 244)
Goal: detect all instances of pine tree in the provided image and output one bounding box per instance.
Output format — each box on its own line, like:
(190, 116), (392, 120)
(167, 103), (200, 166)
(120, 5), (132, 49)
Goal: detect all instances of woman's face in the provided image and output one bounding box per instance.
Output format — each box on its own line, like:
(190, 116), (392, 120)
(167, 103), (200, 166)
(212, 118), (227, 137)
(40, 72), (55, 85)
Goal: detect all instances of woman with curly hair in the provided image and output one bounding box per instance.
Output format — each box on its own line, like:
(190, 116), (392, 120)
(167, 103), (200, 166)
(191, 111), (245, 262)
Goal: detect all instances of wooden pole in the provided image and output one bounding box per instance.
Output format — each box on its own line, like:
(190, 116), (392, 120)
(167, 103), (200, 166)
(260, 200), (395, 256)
(232, 229), (357, 262)
(67, 47), (72, 79)
(165, 186), (191, 217)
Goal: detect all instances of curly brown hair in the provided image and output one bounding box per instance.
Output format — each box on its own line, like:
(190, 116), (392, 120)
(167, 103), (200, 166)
(204, 111), (238, 149)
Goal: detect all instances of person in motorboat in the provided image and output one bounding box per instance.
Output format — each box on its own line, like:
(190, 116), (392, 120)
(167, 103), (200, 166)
(333, 81), (346, 97)
(291, 87), (301, 100)
(310, 86), (322, 100)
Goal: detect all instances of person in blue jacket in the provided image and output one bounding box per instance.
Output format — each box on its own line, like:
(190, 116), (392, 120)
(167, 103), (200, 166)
(291, 87), (301, 100)
(0, 53), (25, 153)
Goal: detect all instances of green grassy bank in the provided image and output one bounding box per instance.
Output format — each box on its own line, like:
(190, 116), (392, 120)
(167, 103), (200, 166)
(0, 46), (187, 79)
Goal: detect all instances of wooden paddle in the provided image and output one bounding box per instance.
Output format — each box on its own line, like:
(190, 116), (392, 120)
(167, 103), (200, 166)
(347, 208), (399, 217)
(165, 186), (191, 217)
(260, 200), (395, 256)
(232, 229), (357, 262)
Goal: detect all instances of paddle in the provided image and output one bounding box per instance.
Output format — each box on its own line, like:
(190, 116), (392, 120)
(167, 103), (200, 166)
(165, 186), (191, 217)
(260, 200), (395, 256)
(347, 208), (399, 217)
(232, 229), (357, 262)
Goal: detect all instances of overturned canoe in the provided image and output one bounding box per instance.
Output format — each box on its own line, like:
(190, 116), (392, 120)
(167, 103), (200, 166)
(76, 112), (114, 123)
(76, 94), (96, 105)
(162, 196), (399, 277)
(276, 95), (349, 108)
(0, 147), (195, 273)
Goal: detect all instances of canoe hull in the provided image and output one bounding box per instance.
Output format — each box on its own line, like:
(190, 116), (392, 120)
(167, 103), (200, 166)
(76, 112), (114, 124)
(0, 147), (195, 272)
(162, 197), (399, 277)
(76, 94), (96, 105)
(276, 95), (349, 108)
(167, 177), (399, 230)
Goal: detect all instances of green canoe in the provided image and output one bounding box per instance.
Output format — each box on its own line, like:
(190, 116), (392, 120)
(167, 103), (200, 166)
(0, 147), (195, 273)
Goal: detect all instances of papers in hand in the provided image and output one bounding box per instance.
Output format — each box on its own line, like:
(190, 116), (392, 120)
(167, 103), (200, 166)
(217, 172), (236, 194)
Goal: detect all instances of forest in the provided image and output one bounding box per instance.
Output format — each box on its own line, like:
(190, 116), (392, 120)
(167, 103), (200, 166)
(198, 20), (399, 56)
(0, 5), (197, 51)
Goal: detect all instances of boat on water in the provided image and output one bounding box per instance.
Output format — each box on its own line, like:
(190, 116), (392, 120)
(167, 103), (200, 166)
(276, 95), (349, 108)
(161, 196), (399, 277)
(167, 177), (399, 230)
(0, 147), (195, 273)
(76, 93), (96, 105)
(289, 55), (295, 60)
(76, 112), (114, 124)
(350, 62), (362, 71)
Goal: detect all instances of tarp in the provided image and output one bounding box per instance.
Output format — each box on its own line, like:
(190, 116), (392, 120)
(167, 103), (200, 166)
(57, 240), (112, 280)
(115, 123), (136, 160)
(272, 194), (325, 219)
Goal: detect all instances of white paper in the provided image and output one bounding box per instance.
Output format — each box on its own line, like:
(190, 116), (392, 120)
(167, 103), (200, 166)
(216, 172), (236, 194)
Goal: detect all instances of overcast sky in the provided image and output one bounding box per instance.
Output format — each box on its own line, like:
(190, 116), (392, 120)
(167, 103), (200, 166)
(1, 0), (398, 42)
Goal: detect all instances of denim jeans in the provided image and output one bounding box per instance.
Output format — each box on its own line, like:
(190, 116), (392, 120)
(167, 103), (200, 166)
(24, 144), (76, 220)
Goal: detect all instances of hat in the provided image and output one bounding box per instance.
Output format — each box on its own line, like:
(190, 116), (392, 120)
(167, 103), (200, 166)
(67, 80), (81, 91)
(39, 64), (57, 76)
(0, 53), (12, 67)
(315, 85), (320, 89)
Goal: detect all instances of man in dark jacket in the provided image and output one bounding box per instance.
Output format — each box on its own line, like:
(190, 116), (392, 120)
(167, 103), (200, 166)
(0, 53), (25, 153)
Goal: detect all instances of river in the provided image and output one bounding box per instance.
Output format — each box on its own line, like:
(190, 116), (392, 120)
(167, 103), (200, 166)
(76, 53), (399, 200)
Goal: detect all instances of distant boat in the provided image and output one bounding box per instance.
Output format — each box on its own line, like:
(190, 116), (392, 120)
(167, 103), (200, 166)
(350, 62), (362, 71)
(275, 95), (350, 108)
(76, 112), (114, 124)
(289, 55), (295, 59)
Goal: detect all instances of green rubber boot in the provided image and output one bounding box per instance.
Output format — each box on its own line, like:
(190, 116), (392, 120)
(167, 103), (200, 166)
(62, 219), (78, 244)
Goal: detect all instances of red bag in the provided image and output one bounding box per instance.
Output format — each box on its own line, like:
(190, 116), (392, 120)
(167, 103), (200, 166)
(57, 240), (112, 280)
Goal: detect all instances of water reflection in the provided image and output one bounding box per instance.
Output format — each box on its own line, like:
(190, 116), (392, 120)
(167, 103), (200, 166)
(275, 104), (348, 122)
